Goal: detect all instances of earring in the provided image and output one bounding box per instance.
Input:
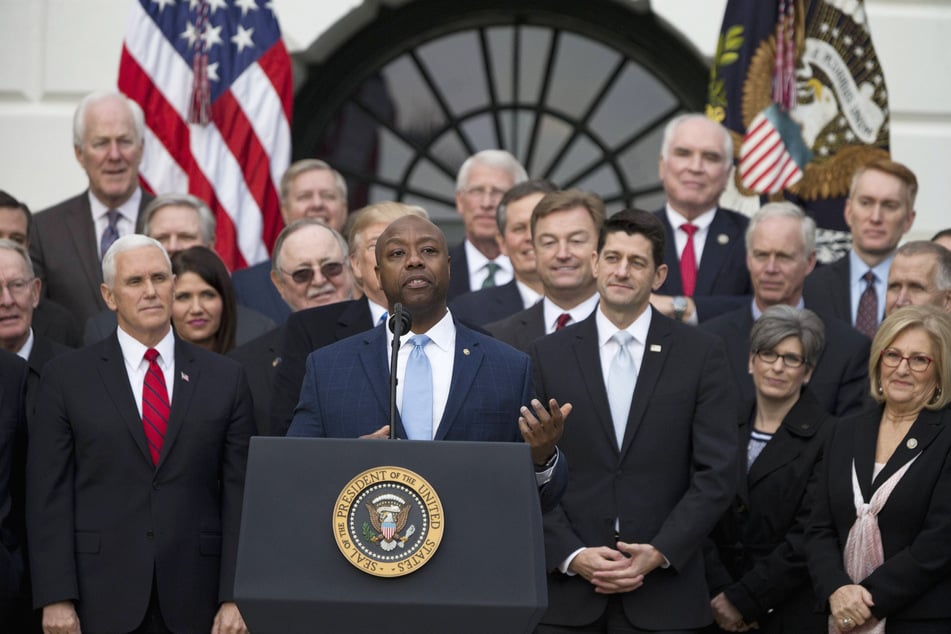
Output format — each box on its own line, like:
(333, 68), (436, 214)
(877, 385), (883, 395)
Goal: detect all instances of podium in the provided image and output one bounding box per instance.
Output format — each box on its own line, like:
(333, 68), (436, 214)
(234, 437), (548, 633)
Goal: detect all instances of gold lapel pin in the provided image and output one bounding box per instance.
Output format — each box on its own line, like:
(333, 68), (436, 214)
(649, 344), (661, 352)
(463, 348), (471, 356)
(717, 233), (729, 245)
(907, 438), (918, 449)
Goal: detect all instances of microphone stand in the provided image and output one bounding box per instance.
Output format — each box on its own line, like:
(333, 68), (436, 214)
(387, 303), (412, 440)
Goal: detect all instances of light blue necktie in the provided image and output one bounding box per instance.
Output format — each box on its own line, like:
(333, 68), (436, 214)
(378, 311), (388, 327)
(401, 335), (433, 440)
(606, 331), (636, 448)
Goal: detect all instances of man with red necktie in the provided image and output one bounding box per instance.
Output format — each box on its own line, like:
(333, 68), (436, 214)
(27, 235), (254, 634)
(651, 114), (752, 324)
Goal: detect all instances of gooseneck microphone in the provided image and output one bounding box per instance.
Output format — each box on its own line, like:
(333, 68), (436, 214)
(388, 303), (412, 440)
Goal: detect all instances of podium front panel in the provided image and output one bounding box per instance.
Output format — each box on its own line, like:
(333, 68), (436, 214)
(235, 437), (547, 633)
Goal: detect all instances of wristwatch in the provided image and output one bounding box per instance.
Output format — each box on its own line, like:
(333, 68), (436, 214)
(672, 296), (687, 322)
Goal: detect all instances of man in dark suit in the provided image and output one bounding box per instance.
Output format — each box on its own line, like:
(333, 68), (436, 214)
(0, 350), (29, 630)
(287, 215), (569, 510)
(0, 241), (69, 420)
(650, 114), (751, 324)
(449, 179), (555, 326)
(447, 150), (528, 299)
(529, 209), (737, 632)
(703, 202), (871, 417)
(487, 189), (604, 351)
(803, 158), (917, 337)
(29, 91), (154, 326)
(83, 193), (276, 346)
(269, 202), (428, 436)
(27, 235), (254, 634)
(231, 219), (355, 433)
(232, 159), (349, 324)
(0, 190), (82, 347)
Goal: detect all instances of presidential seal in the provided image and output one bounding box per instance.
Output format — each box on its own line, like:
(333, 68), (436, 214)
(333, 466), (444, 577)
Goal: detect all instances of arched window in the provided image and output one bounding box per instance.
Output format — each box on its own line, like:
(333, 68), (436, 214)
(294, 0), (708, 233)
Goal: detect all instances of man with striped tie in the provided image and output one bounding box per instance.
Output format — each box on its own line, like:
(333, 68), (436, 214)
(27, 235), (255, 634)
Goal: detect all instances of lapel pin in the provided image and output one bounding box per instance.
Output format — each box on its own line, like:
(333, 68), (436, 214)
(717, 233), (729, 245)
(650, 344), (661, 352)
(181, 372), (189, 382)
(272, 356), (282, 368)
(906, 438), (918, 449)
(463, 348), (471, 356)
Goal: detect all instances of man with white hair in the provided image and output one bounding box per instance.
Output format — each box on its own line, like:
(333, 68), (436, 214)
(29, 91), (154, 325)
(884, 240), (951, 315)
(650, 113), (752, 324)
(448, 150), (528, 299)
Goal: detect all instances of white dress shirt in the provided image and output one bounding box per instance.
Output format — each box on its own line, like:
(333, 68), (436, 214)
(543, 293), (600, 334)
(464, 240), (512, 291)
(116, 325), (176, 417)
(664, 204), (717, 267)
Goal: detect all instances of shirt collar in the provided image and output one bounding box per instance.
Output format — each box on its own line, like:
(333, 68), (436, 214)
(463, 239), (511, 277)
(596, 303), (652, 347)
(543, 293), (600, 332)
(368, 299), (388, 327)
(751, 297), (805, 321)
(15, 328), (34, 361)
(849, 250), (893, 286)
(88, 188), (142, 223)
(116, 324), (175, 369)
(387, 308), (456, 353)
(665, 204), (717, 231)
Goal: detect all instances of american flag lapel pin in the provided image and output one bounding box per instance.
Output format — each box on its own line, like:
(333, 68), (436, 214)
(181, 371), (190, 382)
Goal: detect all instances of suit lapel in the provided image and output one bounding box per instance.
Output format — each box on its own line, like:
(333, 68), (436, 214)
(570, 316), (617, 451)
(67, 193), (105, 299)
(621, 309), (671, 456)
(435, 325), (484, 440)
(695, 208), (738, 295)
(157, 338), (199, 470)
(734, 401), (755, 505)
(357, 326), (399, 435)
(338, 297), (374, 337)
(747, 394), (823, 488)
(872, 408), (946, 491)
(98, 336), (153, 467)
(521, 302), (546, 346)
(657, 211), (684, 294)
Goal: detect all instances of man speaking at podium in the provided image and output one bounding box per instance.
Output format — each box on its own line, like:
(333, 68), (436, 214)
(287, 215), (569, 509)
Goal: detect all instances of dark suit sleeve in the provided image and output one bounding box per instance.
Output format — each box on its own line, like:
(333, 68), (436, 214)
(0, 355), (28, 602)
(861, 443), (951, 617)
(26, 360), (80, 607)
(270, 312), (310, 437)
(649, 337), (738, 570)
(286, 351), (325, 438)
(218, 368), (255, 603)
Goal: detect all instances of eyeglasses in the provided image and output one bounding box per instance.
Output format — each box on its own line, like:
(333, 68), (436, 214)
(280, 262), (345, 284)
(463, 185), (507, 201)
(0, 278), (34, 296)
(755, 349), (806, 368)
(880, 348), (933, 373)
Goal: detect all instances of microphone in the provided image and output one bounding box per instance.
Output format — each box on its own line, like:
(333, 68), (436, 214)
(388, 304), (412, 440)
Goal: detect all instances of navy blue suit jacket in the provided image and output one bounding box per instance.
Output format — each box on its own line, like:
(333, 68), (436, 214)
(448, 279), (525, 327)
(231, 260), (291, 325)
(654, 207), (752, 322)
(447, 241), (471, 300)
(287, 320), (566, 509)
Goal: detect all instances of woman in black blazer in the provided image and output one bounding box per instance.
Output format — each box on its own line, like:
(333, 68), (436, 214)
(808, 304), (951, 633)
(707, 305), (833, 632)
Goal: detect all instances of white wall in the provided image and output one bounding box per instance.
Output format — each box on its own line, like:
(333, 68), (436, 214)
(1, 0), (947, 238)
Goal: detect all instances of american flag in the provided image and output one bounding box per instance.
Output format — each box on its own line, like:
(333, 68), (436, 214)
(118, 0), (292, 270)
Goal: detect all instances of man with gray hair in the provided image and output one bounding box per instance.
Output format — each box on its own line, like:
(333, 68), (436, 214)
(884, 240), (951, 315)
(702, 202), (870, 416)
(651, 113), (752, 324)
(0, 240), (70, 418)
(232, 159), (349, 324)
(28, 235), (254, 634)
(448, 149), (528, 299)
(29, 91), (154, 325)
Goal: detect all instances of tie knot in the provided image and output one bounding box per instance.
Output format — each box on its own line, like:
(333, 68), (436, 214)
(106, 209), (121, 227)
(486, 262), (499, 274)
(612, 331), (634, 347)
(144, 348), (160, 363)
(680, 222), (698, 237)
(863, 270), (876, 285)
(409, 334), (431, 349)
(555, 313), (571, 330)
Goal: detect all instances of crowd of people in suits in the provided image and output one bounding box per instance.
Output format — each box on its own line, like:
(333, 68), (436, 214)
(1, 89), (951, 634)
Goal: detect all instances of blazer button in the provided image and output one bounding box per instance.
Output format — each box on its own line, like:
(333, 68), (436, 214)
(146, 530), (154, 539)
